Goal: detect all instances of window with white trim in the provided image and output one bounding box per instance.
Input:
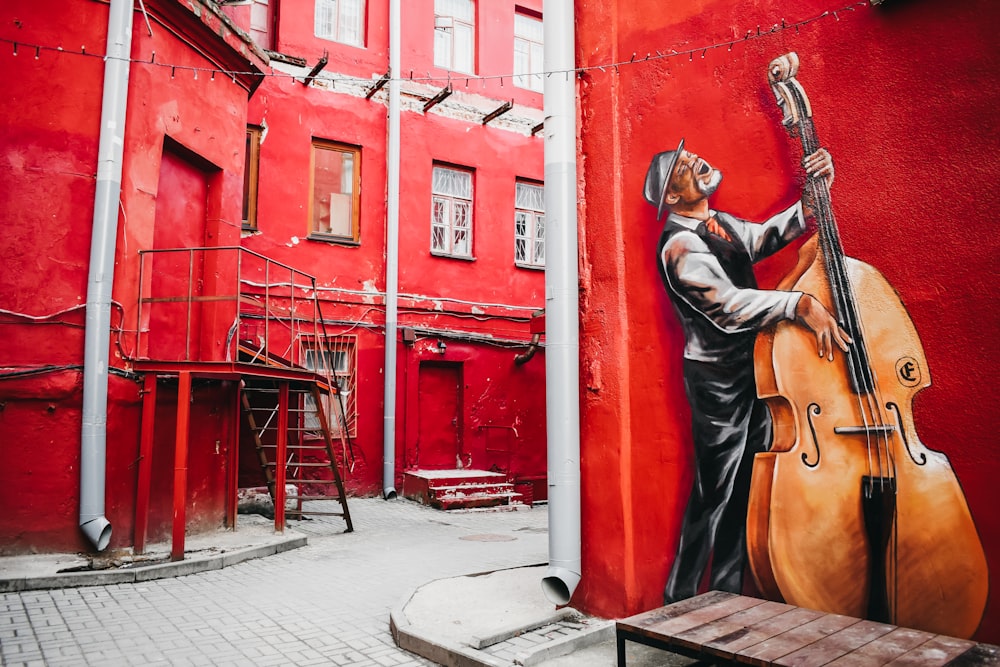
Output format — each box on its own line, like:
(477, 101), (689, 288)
(514, 181), (544, 268)
(315, 0), (364, 47)
(513, 11), (543, 92)
(431, 165), (473, 258)
(303, 337), (357, 438)
(434, 0), (475, 73)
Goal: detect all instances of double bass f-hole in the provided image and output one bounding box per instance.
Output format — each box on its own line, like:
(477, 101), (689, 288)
(803, 403), (821, 468)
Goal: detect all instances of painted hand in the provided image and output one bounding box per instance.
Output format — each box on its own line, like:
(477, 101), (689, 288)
(795, 295), (852, 361)
(803, 148), (834, 187)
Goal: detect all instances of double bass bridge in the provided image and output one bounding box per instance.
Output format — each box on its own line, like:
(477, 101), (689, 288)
(833, 425), (896, 436)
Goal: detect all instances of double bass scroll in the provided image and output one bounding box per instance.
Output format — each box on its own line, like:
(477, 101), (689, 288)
(745, 52), (988, 638)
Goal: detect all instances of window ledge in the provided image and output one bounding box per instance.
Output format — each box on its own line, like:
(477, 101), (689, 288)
(515, 262), (545, 271)
(430, 250), (476, 262)
(307, 234), (360, 247)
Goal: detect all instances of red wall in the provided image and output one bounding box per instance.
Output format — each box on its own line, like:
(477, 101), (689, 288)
(575, 0), (1000, 642)
(0, 0), (260, 553)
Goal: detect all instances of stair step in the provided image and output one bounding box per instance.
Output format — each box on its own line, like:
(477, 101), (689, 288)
(401, 470), (524, 510)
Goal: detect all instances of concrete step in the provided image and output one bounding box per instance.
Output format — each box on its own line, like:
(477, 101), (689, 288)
(403, 470), (523, 510)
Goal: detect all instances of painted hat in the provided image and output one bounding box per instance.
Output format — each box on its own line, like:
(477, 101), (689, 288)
(643, 138), (685, 222)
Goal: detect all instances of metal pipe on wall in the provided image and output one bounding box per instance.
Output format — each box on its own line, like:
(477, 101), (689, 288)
(80, 0), (134, 551)
(540, 0), (582, 605)
(382, 0), (401, 500)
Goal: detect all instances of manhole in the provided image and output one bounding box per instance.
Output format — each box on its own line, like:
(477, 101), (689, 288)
(459, 534), (516, 542)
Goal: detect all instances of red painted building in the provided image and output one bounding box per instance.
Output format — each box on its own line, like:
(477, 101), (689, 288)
(573, 0), (999, 642)
(0, 0), (547, 556)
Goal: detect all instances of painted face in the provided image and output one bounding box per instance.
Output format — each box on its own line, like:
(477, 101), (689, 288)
(669, 150), (722, 201)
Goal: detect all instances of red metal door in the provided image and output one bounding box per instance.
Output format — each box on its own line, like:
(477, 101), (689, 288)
(416, 362), (462, 469)
(147, 147), (209, 361)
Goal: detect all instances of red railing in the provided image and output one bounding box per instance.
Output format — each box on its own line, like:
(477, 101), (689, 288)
(135, 246), (327, 371)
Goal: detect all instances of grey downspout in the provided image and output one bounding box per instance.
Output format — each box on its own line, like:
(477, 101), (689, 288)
(80, 0), (133, 551)
(382, 0), (401, 499)
(540, 0), (581, 605)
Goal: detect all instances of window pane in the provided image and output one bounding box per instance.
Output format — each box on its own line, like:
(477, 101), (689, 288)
(339, 0), (362, 45)
(316, 0), (335, 38)
(454, 23), (473, 73)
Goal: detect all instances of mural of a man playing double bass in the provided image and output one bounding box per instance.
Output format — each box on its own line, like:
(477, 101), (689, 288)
(644, 141), (846, 604)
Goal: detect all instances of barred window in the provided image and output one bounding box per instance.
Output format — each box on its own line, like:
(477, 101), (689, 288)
(431, 165), (473, 258)
(303, 337), (357, 438)
(514, 181), (544, 268)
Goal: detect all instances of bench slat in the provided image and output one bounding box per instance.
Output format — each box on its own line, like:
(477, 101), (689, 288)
(773, 619), (896, 667)
(823, 626), (938, 666)
(705, 606), (826, 659)
(736, 612), (860, 666)
(673, 600), (794, 653)
(884, 635), (977, 667)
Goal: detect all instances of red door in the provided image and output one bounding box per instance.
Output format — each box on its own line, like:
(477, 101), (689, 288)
(146, 147), (209, 361)
(416, 362), (462, 469)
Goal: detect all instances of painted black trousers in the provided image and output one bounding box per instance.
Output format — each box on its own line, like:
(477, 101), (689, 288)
(663, 358), (772, 605)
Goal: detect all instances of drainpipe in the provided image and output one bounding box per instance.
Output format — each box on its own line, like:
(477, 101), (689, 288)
(80, 0), (133, 551)
(382, 0), (401, 500)
(540, 0), (581, 605)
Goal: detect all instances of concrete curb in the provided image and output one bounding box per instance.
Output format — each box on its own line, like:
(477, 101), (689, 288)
(389, 568), (617, 667)
(391, 583), (509, 667)
(514, 620), (615, 666)
(0, 535), (307, 593)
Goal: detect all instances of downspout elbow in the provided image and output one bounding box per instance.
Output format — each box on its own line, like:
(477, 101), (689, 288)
(542, 567), (582, 606)
(514, 333), (541, 365)
(80, 516), (113, 551)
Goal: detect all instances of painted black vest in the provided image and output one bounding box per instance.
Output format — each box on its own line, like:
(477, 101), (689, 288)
(656, 211), (758, 365)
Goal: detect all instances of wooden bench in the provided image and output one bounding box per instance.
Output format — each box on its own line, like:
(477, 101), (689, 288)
(616, 591), (1000, 666)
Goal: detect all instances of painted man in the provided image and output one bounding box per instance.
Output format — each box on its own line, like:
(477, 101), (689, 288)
(644, 140), (850, 604)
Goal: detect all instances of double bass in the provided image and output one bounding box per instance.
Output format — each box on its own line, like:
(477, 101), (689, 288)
(746, 52), (988, 638)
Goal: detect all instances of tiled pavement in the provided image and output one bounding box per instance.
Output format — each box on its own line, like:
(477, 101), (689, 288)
(0, 498), (550, 667)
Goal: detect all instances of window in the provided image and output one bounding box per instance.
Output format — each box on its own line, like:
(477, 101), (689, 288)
(242, 126), (262, 230)
(309, 140), (360, 242)
(303, 337), (357, 438)
(434, 0), (475, 73)
(432, 165), (473, 258)
(514, 181), (544, 268)
(513, 10), (543, 92)
(315, 0), (364, 47)
(249, 0), (274, 51)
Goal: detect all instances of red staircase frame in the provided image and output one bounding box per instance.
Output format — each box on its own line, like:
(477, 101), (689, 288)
(131, 247), (351, 557)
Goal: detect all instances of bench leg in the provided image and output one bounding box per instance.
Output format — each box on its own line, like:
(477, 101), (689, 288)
(617, 634), (627, 667)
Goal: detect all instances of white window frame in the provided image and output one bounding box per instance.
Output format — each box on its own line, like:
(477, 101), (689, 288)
(431, 165), (473, 259)
(514, 181), (545, 268)
(513, 11), (543, 92)
(315, 0), (364, 47)
(303, 337), (357, 438)
(434, 0), (475, 74)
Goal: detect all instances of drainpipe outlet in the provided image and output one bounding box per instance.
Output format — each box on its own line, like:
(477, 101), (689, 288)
(542, 566), (581, 606)
(80, 515), (112, 552)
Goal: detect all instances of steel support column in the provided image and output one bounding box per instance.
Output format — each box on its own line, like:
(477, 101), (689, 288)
(274, 382), (289, 532)
(134, 373), (157, 554)
(171, 371), (192, 561)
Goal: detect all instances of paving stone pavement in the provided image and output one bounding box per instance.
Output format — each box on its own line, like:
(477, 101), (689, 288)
(0, 498), (549, 667)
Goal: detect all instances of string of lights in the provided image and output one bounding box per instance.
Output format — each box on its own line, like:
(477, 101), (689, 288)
(0, 0), (870, 88)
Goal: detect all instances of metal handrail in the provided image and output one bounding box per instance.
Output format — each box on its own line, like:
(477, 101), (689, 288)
(136, 246), (323, 370)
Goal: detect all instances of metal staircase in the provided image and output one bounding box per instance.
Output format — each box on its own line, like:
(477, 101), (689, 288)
(240, 371), (353, 531)
(132, 246), (355, 557)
